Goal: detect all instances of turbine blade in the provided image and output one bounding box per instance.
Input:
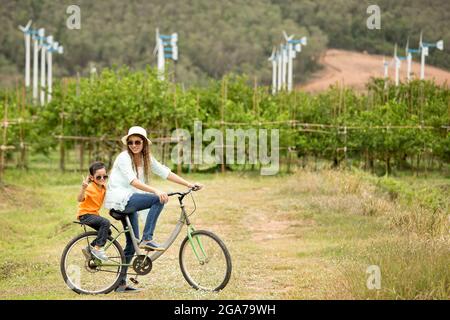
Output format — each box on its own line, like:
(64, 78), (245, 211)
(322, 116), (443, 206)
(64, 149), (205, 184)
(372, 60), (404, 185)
(268, 47), (276, 60)
(18, 20), (32, 32)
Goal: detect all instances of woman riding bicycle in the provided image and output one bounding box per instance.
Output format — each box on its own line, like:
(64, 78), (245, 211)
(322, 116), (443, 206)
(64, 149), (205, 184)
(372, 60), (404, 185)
(104, 126), (203, 293)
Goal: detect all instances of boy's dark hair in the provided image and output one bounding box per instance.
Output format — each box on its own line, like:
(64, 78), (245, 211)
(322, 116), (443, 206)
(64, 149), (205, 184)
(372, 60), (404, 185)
(89, 161), (106, 176)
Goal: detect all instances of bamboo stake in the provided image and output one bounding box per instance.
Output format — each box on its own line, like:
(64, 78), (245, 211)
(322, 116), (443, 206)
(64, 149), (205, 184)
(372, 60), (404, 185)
(253, 76), (258, 116)
(221, 77), (226, 174)
(192, 93), (201, 173)
(159, 120), (165, 169)
(88, 141), (92, 165)
(343, 82), (348, 169)
(173, 86), (181, 175)
(79, 142), (85, 172)
(18, 106), (26, 170)
(1, 96), (15, 183)
(59, 79), (66, 172)
(22, 84), (26, 113)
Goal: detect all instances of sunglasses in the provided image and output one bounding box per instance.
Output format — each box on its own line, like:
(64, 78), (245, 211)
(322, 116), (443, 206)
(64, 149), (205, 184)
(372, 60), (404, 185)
(127, 140), (142, 146)
(94, 175), (109, 180)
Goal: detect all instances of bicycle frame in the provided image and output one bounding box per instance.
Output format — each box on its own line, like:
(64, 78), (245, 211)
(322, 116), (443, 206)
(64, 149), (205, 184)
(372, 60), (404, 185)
(148, 191), (207, 263)
(96, 189), (207, 268)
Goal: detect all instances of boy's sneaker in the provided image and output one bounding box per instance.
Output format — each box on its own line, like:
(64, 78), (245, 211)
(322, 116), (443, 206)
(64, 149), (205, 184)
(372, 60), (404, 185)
(114, 284), (141, 293)
(82, 246), (92, 260)
(90, 247), (109, 261)
(139, 240), (166, 251)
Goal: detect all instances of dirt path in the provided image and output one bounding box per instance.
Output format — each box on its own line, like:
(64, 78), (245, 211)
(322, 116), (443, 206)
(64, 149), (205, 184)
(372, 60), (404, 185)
(238, 182), (352, 299)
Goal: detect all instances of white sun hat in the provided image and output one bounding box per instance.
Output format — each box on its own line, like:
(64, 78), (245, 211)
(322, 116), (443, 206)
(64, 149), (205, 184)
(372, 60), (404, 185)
(121, 126), (152, 145)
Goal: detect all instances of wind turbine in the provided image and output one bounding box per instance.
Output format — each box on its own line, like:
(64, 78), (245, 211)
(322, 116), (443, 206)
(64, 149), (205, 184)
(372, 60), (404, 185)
(405, 38), (412, 81)
(154, 29), (178, 81)
(46, 36), (53, 103)
(292, 36), (306, 57)
(282, 45), (289, 91)
(283, 31), (295, 92)
(18, 20), (33, 88)
(291, 36), (307, 54)
(419, 31), (444, 80)
(46, 40), (64, 103)
(170, 32), (178, 61)
(419, 31), (426, 80)
(40, 31), (53, 106)
(284, 34), (307, 92)
(31, 28), (44, 104)
(406, 38), (420, 82)
(394, 43), (401, 86)
(276, 47), (282, 92)
(163, 32), (178, 81)
(21, 22), (63, 105)
(159, 32), (178, 62)
(268, 47), (277, 95)
(394, 44), (399, 85)
(394, 42), (409, 85)
(38, 29), (48, 105)
(382, 56), (389, 79)
(154, 28), (165, 80)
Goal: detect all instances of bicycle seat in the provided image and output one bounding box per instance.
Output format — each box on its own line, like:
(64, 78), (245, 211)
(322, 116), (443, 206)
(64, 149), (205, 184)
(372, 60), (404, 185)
(109, 209), (132, 221)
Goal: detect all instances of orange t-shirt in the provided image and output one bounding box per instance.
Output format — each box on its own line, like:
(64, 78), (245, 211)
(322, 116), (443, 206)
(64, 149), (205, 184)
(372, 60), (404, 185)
(77, 182), (106, 218)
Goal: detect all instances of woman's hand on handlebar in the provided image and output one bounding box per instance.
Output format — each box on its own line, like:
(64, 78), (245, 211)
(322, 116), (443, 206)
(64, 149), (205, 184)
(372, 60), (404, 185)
(188, 182), (204, 191)
(155, 190), (169, 204)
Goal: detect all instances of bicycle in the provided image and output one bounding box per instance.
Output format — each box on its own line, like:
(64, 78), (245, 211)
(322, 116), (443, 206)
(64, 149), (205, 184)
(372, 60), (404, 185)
(60, 187), (232, 294)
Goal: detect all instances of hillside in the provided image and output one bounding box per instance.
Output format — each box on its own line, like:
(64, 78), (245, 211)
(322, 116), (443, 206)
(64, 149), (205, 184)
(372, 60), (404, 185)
(1, 0), (449, 87)
(301, 49), (450, 92)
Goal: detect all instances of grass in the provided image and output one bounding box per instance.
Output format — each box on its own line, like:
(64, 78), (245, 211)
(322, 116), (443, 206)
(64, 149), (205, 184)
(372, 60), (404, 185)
(0, 166), (448, 300)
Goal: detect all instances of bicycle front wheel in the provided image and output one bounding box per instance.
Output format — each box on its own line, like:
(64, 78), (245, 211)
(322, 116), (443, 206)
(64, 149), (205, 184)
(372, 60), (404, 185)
(179, 230), (232, 292)
(60, 231), (125, 294)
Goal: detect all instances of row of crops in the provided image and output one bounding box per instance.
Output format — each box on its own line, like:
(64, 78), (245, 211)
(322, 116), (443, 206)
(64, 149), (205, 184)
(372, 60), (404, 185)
(0, 67), (449, 175)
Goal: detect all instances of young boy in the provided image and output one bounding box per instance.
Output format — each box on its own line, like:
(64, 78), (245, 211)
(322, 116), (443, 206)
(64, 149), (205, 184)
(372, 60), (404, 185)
(77, 161), (111, 261)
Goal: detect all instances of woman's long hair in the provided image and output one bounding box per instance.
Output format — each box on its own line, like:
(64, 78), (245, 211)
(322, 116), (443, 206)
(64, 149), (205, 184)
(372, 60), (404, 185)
(126, 134), (151, 182)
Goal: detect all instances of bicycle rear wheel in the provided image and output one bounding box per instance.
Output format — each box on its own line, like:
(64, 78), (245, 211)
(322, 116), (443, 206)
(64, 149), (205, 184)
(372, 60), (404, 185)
(60, 231), (125, 294)
(179, 230), (232, 291)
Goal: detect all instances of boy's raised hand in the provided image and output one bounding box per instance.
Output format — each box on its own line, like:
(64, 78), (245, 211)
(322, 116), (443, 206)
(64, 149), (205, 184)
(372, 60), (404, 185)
(82, 175), (90, 189)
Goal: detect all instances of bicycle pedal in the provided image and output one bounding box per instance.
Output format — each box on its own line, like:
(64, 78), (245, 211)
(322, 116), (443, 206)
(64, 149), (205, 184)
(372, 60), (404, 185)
(130, 277), (139, 285)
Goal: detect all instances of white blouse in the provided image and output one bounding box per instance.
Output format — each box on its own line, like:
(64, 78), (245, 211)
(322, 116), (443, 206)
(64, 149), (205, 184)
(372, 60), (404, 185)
(104, 151), (171, 211)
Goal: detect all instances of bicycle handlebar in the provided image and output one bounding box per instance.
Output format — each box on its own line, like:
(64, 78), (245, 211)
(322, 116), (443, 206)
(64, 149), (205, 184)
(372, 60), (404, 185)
(167, 186), (200, 197)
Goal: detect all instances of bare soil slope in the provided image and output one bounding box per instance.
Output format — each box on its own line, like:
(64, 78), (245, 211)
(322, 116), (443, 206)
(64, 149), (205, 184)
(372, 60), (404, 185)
(300, 49), (450, 92)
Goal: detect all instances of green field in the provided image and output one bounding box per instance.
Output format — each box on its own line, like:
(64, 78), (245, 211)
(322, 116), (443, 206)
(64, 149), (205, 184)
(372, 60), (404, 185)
(0, 167), (448, 300)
